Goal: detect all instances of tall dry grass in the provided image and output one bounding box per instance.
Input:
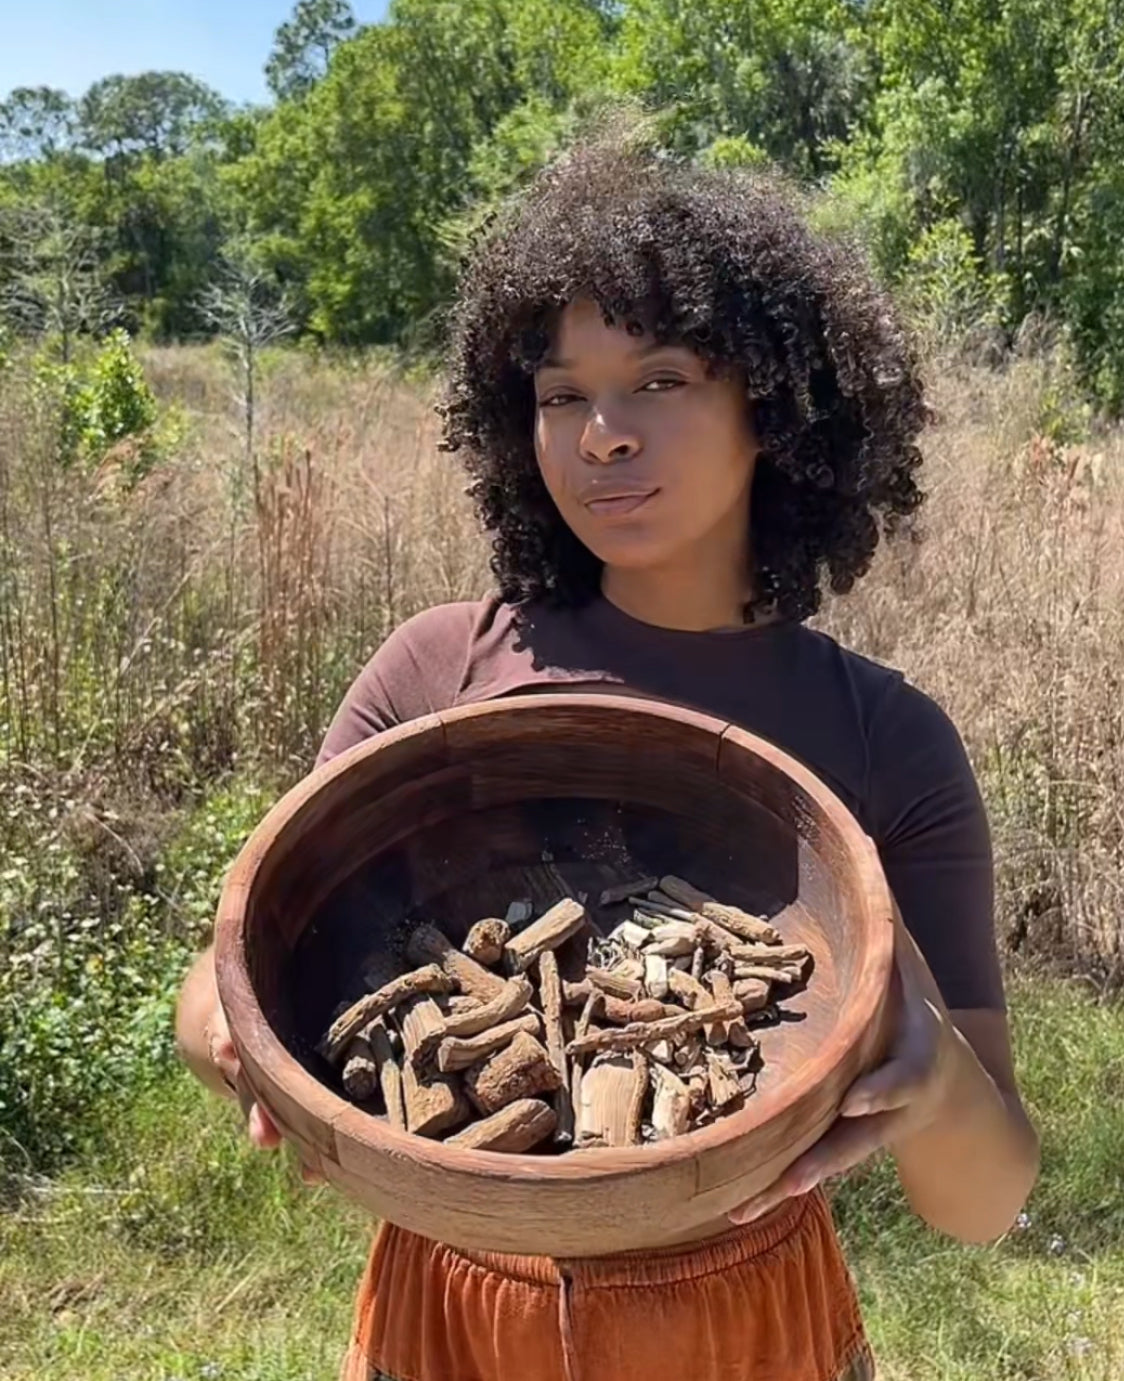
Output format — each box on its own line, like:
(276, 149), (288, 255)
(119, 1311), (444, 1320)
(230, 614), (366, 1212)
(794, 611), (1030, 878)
(1, 341), (1121, 977)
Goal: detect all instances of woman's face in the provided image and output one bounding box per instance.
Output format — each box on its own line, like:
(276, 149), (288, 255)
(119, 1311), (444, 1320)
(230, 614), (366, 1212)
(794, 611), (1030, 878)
(533, 298), (759, 574)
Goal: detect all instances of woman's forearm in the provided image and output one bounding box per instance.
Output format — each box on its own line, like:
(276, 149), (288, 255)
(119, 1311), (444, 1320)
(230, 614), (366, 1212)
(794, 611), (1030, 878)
(891, 1025), (1039, 1243)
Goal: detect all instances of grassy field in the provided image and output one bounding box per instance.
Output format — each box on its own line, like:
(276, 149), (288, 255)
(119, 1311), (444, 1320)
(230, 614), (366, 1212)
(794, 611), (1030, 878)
(2, 975), (1122, 1381)
(2, 337), (1123, 1378)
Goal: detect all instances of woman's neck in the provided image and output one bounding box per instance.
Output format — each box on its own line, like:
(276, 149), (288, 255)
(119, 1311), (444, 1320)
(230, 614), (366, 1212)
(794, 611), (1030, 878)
(601, 558), (753, 633)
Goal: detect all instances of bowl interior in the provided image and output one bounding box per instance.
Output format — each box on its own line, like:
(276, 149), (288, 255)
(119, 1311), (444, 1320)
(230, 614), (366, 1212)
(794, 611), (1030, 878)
(237, 696), (872, 1121)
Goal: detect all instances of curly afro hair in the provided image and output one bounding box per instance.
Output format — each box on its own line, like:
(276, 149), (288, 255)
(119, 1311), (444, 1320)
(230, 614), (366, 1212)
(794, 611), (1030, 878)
(439, 128), (927, 622)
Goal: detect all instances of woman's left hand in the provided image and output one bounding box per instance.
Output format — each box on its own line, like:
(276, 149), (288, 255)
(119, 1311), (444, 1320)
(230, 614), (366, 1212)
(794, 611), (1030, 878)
(729, 904), (960, 1225)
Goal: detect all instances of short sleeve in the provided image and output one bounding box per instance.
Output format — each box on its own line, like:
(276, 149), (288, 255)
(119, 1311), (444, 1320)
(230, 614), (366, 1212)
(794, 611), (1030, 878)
(314, 603), (478, 768)
(867, 679), (1005, 1012)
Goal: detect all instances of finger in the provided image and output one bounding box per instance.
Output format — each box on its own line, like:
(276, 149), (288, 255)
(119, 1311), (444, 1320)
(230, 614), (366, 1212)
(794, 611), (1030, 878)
(732, 1110), (898, 1224)
(840, 1052), (930, 1118)
(780, 1111), (898, 1196)
(248, 1101), (283, 1150)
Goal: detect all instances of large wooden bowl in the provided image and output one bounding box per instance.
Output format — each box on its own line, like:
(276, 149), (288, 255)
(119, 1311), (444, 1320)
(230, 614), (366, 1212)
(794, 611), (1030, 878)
(214, 692), (895, 1257)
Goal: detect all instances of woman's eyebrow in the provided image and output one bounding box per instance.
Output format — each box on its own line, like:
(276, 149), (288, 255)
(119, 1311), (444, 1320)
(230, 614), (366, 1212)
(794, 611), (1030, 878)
(539, 341), (685, 371)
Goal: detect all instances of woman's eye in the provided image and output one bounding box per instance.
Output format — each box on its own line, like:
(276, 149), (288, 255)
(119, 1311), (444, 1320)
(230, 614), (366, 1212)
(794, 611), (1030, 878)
(538, 392), (580, 408)
(640, 377), (685, 393)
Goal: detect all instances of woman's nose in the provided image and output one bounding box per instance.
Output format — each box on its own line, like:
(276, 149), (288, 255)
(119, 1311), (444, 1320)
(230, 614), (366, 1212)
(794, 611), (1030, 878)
(579, 407), (642, 464)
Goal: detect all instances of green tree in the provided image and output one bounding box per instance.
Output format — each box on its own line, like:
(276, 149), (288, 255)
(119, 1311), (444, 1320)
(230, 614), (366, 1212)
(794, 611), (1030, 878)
(239, 0), (612, 344)
(78, 72), (227, 161)
(0, 87), (77, 161)
(265, 0), (359, 102)
(612, 0), (870, 176)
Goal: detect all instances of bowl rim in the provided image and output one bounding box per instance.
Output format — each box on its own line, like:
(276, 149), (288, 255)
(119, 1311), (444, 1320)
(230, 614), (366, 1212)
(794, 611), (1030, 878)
(214, 690), (895, 1185)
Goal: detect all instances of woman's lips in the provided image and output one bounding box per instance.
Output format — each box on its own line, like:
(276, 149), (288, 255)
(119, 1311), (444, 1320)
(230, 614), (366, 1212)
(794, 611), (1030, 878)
(584, 491), (658, 517)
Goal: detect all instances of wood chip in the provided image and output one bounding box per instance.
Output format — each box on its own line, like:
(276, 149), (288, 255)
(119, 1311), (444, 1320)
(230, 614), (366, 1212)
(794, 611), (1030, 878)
(610, 920), (652, 949)
(705, 1051), (743, 1108)
(650, 1063), (691, 1139)
(643, 952), (669, 999)
(576, 1055), (637, 1147)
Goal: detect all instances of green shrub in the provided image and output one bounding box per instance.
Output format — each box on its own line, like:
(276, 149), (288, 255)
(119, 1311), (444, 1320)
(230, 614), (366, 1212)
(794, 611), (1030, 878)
(0, 776), (276, 1173)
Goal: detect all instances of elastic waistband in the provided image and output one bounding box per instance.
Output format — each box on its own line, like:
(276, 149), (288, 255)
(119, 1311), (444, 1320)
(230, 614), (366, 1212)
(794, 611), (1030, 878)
(447, 1190), (819, 1290)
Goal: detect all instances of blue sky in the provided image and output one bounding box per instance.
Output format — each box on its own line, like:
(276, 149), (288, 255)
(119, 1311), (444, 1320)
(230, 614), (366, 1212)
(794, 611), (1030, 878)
(0, 0), (391, 107)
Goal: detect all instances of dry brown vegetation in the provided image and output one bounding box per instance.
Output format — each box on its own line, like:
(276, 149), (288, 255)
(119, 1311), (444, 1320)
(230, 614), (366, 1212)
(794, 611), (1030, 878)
(1, 340), (1121, 982)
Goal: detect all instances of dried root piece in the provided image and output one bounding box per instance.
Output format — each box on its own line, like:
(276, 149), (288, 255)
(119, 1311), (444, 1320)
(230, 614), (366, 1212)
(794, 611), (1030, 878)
(503, 898), (587, 974)
(436, 1012), (542, 1073)
(341, 1036), (379, 1101)
(567, 1000), (744, 1057)
(407, 922), (506, 1002)
(465, 1031), (563, 1115)
(646, 921), (699, 957)
(446, 1098), (557, 1152)
(413, 976), (534, 1064)
(599, 994), (678, 1025)
(588, 965), (644, 1001)
(537, 951), (573, 1144)
(626, 1050), (649, 1145)
(367, 1019), (405, 1131)
(732, 962), (804, 986)
(318, 964), (454, 1062)
(399, 997), (471, 1138)
(659, 876), (782, 944)
(733, 977), (771, 1014)
(667, 967), (711, 1009)
(598, 877), (658, 907)
(463, 918), (512, 967)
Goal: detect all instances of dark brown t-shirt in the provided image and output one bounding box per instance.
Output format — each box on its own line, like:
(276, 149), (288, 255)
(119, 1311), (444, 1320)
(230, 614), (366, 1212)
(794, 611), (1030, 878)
(317, 595), (1003, 1012)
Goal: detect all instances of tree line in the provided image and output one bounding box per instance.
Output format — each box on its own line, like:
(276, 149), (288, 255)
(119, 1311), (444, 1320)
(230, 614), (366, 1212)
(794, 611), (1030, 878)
(3, 0), (1124, 409)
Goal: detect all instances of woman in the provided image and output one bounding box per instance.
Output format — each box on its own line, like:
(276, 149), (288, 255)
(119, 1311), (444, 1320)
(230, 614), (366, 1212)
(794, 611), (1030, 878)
(177, 131), (1039, 1381)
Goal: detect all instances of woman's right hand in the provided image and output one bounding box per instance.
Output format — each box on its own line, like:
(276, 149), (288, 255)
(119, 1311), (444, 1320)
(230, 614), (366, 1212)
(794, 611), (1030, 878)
(177, 944), (324, 1183)
(204, 999), (284, 1150)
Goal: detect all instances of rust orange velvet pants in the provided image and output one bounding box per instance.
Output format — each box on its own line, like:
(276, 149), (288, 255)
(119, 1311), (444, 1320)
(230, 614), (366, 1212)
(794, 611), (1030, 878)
(338, 1187), (874, 1381)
